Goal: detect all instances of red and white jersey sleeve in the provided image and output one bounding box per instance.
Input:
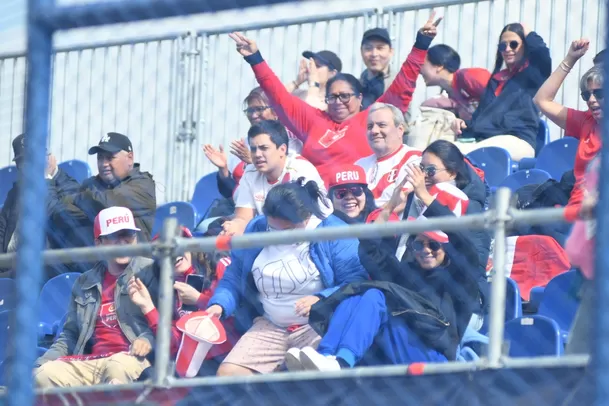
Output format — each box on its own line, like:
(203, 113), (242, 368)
(355, 144), (422, 207)
(233, 154), (329, 215)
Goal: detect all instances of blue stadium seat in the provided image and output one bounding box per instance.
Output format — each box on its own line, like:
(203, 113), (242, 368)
(0, 310), (14, 363)
(534, 137), (579, 180)
(537, 270), (579, 341)
(58, 159), (92, 184)
(153, 201), (198, 236)
(528, 286), (545, 311)
(498, 169), (551, 192)
(535, 120), (551, 157)
(506, 277), (523, 321)
(479, 277), (523, 335)
(0, 166), (18, 206)
(504, 315), (563, 357)
(37, 273), (81, 338)
(55, 312), (68, 339)
(0, 279), (16, 313)
(466, 147), (511, 189)
(191, 173), (222, 220)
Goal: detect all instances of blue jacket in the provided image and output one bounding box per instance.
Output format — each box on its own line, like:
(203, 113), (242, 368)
(208, 214), (369, 331)
(463, 31), (551, 149)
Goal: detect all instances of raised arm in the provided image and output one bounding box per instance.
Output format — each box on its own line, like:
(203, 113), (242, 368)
(533, 39), (590, 130)
(377, 11), (439, 112)
(230, 32), (325, 142)
(523, 26), (552, 78)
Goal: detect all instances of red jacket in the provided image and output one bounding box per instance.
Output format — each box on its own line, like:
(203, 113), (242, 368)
(245, 34), (433, 186)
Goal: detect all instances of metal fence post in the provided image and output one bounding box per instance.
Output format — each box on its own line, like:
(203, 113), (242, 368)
(154, 217), (179, 386)
(593, 18), (609, 404)
(8, 0), (54, 404)
(486, 187), (512, 368)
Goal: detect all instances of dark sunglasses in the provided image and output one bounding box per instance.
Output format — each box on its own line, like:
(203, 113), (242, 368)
(411, 240), (442, 252)
(498, 40), (520, 52)
(581, 89), (604, 102)
(243, 106), (270, 116)
(334, 186), (364, 199)
(419, 163), (446, 178)
(326, 93), (356, 104)
(102, 230), (137, 241)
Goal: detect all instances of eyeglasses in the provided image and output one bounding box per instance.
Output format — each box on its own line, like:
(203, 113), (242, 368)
(243, 106), (270, 116)
(582, 89), (604, 102)
(411, 240), (442, 253)
(419, 164), (447, 178)
(498, 41), (520, 52)
(102, 230), (137, 242)
(333, 186), (364, 199)
(326, 93), (356, 104)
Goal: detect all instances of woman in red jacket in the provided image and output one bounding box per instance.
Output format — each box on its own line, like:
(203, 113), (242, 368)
(229, 12), (440, 186)
(128, 226), (239, 376)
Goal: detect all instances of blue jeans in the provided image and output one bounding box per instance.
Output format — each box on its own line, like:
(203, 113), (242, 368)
(317, 288), (447, 367)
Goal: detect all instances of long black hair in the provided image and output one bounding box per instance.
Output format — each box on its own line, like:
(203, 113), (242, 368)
(262, 177), (330, 223)
(423, 140), (471, 189)
(493, 23), (527, 74)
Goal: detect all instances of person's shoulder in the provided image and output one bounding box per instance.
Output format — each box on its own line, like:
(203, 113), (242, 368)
(355, 153), (376, 167)
(320, 214), (348, 228)
(288, 154), (319, 172)
(244, 215), (268, 233)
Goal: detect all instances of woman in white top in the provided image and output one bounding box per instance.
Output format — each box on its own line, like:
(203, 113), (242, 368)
(206, 178), (369, 376)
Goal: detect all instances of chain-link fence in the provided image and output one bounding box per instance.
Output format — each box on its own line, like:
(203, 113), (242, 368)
(0, 0), (606, 404)
(0, 0), (606, 202)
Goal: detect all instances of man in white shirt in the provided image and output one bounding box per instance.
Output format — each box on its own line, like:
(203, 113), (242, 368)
(356, 102), (422, 209)
(222, 120), (327, 236)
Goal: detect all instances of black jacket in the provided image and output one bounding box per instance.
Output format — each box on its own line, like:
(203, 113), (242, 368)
(358, 201), (483, 350)
(0, 169), (80, 276)
(463, 32), (551, 149)
(46, 164), (156, 265)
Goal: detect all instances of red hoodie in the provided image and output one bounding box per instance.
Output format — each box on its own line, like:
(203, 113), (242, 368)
(246, 34), (433, 186)
(144, 258), (238, 360)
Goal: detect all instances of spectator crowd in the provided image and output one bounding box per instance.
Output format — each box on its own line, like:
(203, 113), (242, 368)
(0, 10), (603, 387)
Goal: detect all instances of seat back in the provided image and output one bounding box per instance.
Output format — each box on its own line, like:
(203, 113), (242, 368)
(504, 315), (563, 357)
(506, 277), (523, 321)
(153, 201), (198, 236)
(537, 270), (579, 334)
(466, 147), (512, 188)
(0, 279), (16, 313)
(0, 310), (15, 362)
(37, 273), (81, 327)
(0, 166), (18, 206)
(535, 120), (551, 157)
(58, 159), (92, 184)
(191, 173), (222, 220)
(499, 169), (551, 192)
(535, 137), (579, 180)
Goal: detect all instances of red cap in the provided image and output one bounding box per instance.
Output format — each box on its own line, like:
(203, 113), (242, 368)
(407, 215), (449, 243)
(452, 68), (491, 102)
(328, 165), (367, 189)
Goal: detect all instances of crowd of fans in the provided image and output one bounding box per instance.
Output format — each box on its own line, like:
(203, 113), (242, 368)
(0, 10), (603, 387)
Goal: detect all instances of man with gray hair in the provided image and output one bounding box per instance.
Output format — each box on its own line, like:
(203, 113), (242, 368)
(355, 102), (422, 208)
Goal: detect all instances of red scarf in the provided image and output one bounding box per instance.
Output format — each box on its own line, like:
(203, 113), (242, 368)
(492, 60), (529, 96)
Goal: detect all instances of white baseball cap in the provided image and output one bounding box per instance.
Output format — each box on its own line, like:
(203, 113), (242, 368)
(94, 206), (141, 239)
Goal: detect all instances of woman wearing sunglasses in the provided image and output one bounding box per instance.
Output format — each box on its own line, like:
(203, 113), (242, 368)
(450, 23), (551, 160)
(284, 212), (482, 371)
(533, 39), (602, 210)
(326, 165), (377, 224)
(227, 12), (440, 186)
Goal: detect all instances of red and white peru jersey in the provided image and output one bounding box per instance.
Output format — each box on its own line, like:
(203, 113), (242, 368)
(355, 144), (422, 207)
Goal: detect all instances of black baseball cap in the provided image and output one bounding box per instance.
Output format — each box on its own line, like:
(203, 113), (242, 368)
(88, 132), (133, 155)
(361, 28), (392, 47)
(301, 50), (343, 72)
(12, 134), (25, 162)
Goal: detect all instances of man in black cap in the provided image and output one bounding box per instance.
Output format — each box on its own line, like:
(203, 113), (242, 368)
(286, 50), (342, 111)
(46, 132), (156, 272)
(359, 28), (396, 109)
(0, 134), (80, 280)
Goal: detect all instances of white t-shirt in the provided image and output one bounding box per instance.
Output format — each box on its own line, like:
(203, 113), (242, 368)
(252, 216), (324, 327)
(233, 154), (330, 216)
(355, 144), (422, 207)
